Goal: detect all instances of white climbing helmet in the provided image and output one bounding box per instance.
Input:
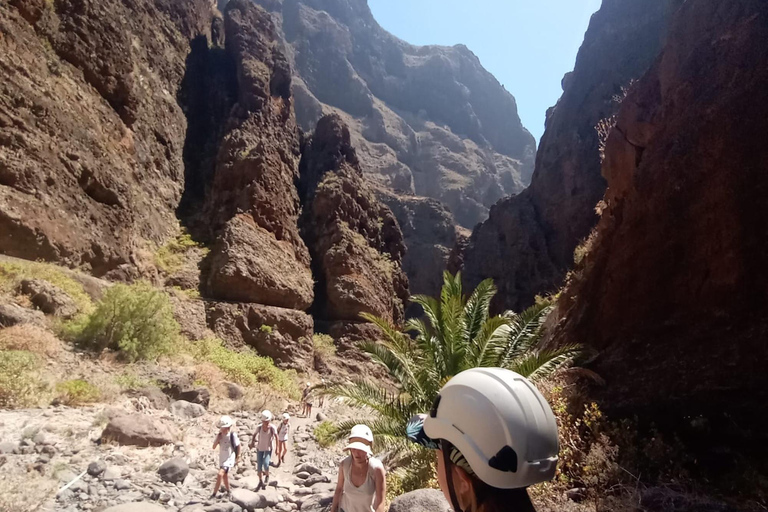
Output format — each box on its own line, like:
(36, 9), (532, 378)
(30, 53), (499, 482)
(282, 413), (290, 420)
(348, 424), (374, 445)
(261, 410), (273, 422)
(410, 367), (559, 489)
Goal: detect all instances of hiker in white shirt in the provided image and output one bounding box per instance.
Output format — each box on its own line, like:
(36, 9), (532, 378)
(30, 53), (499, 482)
(211, 415), (240, 499)
(330, 424), (386, 512)
(249, 410), (278, 488)
(277, 413), (291, 465)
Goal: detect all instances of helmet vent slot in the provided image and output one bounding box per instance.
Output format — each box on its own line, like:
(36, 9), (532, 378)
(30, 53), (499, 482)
(489, 445), (518, 473)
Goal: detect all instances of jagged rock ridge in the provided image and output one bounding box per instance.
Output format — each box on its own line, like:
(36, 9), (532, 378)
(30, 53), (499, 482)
(461, 0), (674, 312)
(554, 0), (768, 494)
(251, 0), (536, 230)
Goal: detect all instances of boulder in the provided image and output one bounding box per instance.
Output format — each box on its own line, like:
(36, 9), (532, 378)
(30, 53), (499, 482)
(102, 503), (168, 512)
(0, 441), (18, 454)
(158, 457), (189, 484)
(303, 474), (330, 487)
(87, 460), (107, 476)
(0, 302), (45, 327)
(206, 216), (314, 310)
(133, 387), (170, 410)
(293, 463), (321, 475)
(171, 400), (206, 419)
(114, 478), (131, 490)
(388, 489), (451, 512)
(102, 466), (121, 481)
(101, 414), (179, 447)
(207, 302), (314, 370)
(177, 388), (210, 408)
(223, 381), (244, 400)
(231, 488), (266, 511)
(299, 493), (334, 511)
(19, 279), (78, 318)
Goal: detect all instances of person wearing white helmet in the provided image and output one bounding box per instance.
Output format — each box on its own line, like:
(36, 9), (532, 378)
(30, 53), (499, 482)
(277, 412), (291, 464)
(330, 424), (386, 512)
(249, 410), (278, 488)
(406, 368), (559, 512)
(210, 415), (240, 499)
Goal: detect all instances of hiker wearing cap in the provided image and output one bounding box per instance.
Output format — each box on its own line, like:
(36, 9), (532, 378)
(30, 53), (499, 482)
(210, 415), (241, 499)
(249, 410), (278, 488)
(330, 424), (386, 512)
(277, 413), (291, 464)
(405, 368), (560, 512)
(302, 382), (313, 418)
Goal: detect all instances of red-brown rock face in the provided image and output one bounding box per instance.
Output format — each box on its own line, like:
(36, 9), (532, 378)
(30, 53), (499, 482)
(0, 0), (215, 275)
(555, 0), (768, 481)
(299, 114), (408, 325)
(204, 0), (314, 308)
(461, 0), (673, 312)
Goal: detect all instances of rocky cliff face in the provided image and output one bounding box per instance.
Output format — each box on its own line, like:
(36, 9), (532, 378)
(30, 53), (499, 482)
(0, 0), (215, 276)
(299, 114), (408, 326)
(251, 0), (535, 230)
(461, 0), (673, 312)
(203, 0), (314, 313)
(377, 190), (458, 305)
(555, 0), (768, 486)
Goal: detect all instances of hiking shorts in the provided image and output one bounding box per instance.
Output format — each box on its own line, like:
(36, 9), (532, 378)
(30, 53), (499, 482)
(257, 450), (271, 473)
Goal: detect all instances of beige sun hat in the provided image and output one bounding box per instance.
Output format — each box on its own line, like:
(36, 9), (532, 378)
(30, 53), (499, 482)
(344, 440), (372, 455)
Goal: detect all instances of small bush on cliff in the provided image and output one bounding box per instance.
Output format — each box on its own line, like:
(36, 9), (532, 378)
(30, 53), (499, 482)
(190, 337), (299, 400)
(0, 350), (44, 408)
(0, 260), (93, 314)
(72, 282), (180, 362)
(154, 230), (207, 274)
(0, 324), (61, 356)
(55, 379), (100, 405)
(312, 333), (336, 357)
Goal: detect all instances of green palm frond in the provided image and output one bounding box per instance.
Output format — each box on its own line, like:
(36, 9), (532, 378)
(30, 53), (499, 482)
(324, 380), (416, 420)
(501, 301), (553, 366)
(507, 344), (582, 380)
(470, 315), (512, 368)
(462, 278), (496, 344)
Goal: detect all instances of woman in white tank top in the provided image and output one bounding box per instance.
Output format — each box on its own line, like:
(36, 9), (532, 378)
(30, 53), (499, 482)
(330, 424), (386, 512)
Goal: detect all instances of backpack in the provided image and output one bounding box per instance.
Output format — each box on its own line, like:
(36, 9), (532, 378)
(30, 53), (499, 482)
(230, 431), (241, 459)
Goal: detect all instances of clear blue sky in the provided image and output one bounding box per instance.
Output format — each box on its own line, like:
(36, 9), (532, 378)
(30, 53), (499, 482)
(368, 0), (602, 143)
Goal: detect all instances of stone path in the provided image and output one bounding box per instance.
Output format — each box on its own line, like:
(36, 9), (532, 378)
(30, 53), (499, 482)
(0, 401), (345, 512)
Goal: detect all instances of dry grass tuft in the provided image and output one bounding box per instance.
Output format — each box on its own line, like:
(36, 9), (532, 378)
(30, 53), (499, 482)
(0, 324), (62, 356)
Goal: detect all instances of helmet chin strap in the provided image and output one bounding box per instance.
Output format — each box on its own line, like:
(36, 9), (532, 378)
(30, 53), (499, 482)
(441, 441), (466, 512)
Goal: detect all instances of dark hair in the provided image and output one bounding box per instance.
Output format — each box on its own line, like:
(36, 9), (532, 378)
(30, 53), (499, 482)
(471, 476), (536, 512)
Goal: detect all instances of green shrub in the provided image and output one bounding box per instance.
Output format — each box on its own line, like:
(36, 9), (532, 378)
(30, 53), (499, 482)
(314, 421), (338, 448)
(0, 261), (93, 314)
(55, 379), (100, 405)
(259, 325), (273, 334)
(190, 337), (299, 399)
(155, 231), (206, 274)
(0, 350), (43, 408)
(72, 282), (180, 362)
(312, 333), (336, 357)
(114, 371), (155, 391)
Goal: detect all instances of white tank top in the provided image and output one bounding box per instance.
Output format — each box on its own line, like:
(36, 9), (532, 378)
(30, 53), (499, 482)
(340, 456), (383, 512)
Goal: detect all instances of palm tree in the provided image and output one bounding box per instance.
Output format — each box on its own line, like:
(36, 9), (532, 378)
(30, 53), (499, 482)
(323, 272), (580, 478)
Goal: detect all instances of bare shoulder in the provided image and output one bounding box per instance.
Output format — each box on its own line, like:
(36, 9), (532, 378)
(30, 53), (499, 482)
(369, 457), (386, 474)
